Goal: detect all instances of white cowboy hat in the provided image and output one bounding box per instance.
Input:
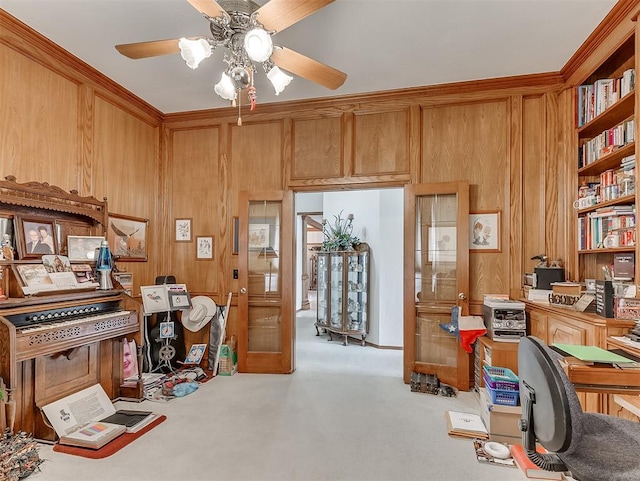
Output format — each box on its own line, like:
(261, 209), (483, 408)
(181, 296), (217, 332)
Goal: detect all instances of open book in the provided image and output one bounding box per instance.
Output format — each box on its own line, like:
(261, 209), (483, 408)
(42, 384), (155, 449)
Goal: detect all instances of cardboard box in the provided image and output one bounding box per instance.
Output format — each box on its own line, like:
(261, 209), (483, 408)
(479, 388), (522, 445)
(218, 336), (237, 376)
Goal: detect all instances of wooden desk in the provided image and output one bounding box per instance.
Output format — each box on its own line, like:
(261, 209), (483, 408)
(560, 356), (640, 394)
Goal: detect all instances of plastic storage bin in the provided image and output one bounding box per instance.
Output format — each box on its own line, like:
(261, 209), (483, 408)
(485, 385), (520, 406)
(483, 366), (519, 391)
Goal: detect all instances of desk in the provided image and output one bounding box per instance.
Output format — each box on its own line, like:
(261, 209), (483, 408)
(560, 356), (640, 394)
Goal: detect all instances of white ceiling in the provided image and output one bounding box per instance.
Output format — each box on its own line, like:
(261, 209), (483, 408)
(0, 0), (618, 114)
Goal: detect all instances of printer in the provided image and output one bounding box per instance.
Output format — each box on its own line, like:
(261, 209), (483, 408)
(482, 299), (527, 342)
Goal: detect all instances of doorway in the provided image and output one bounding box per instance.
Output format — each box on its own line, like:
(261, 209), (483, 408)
(293, 189), (405, 367)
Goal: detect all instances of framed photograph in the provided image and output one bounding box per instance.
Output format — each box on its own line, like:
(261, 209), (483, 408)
(140, 285), (170, 314)
(248, 223), (269, 250)
(107, 213), (148, 261)
(469, 211), (501, 252)
(0, 214), (16, 261)
(168, 291), (192, 310)
(67, 235), (105, 262)
(232, 217), (239, 255)
(16, 216), (57, 258)
(54, 219), (92, 257)
(175, 218), (192, 242)
(196, 236), (214, 260)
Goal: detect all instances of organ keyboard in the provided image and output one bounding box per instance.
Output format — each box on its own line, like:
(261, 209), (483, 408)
(0, 289), (142, 440)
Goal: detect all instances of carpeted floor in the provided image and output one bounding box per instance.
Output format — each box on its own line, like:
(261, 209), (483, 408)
(29, 296), (530, 481)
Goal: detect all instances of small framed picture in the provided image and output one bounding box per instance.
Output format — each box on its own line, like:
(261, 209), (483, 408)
(169, 291), (192, 310)
(140, 285), (170, 314)
(67, 235), (105, 262)
(107, 213), (148, 262)
(469, 211), (501, 252)
(175, 218), (192, 242)
(16, 216), (57, 258)
(184, 344), (208, 364)
(196, 236), (214, 260)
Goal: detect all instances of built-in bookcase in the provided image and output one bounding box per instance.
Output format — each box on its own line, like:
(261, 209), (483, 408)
(575, 34), (637, 286)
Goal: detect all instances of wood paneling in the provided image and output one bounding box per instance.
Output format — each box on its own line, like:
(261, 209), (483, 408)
(92, 96), (160, 294)
(353, 109), (409, 176)
(169, 127), (220, 293)
(292, 116), (342, 179)
(0, 44), (79, 189)
(422, 100), (509, 306)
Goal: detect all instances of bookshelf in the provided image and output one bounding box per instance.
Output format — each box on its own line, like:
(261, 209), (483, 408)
(575, 34), (637, 286)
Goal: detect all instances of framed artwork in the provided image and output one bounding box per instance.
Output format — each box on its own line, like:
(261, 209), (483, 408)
(16, 216), (57, 258)
(168, 291), (192, 310)
(67, 235), (105, 262)
(232, 217), (239, 255)
(248, 223), (269, 250)
(107, 213), (148, 261)
(196, 236), (214, 260)
(469, 211), (501, 252)
(0, 214), (15, 260)
(140, 285), (170, 314)
(175, 218), (192, 242)
(159, 321), (175, 339)
(54, 219), (91, 257)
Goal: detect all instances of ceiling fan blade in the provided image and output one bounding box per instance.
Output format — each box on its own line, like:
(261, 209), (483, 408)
(115, 39), (182, 59)
(271, 47), (346, 90)
(186, 0), (226, 18)
(256, 0), (334, 33)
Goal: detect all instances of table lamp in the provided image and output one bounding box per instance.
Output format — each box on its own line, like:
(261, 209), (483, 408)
(96, 240), (114, 290)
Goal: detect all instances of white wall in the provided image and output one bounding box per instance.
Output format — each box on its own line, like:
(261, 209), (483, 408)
(295, 193), (323, 310)
(322, 189), (404, 347)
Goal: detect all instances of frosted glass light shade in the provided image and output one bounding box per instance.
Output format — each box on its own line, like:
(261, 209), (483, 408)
(244, 28), (273, 62)
(214, 72), (237, 101)
(267, 66), (293, 95)
(178, 37), (212, 69)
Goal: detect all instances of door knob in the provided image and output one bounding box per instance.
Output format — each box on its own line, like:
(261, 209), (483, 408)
(458, 292), (467, 300)
(240, 287), (247, 294)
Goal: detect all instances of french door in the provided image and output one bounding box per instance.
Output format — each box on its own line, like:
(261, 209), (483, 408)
(238, 190), (294, 373)
(403, 182), (471, 390)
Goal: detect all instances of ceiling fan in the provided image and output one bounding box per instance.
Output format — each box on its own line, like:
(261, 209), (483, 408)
(115, 0), (347, 120)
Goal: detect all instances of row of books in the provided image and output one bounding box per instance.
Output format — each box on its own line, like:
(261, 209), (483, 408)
(578, 117), (635, 168)
(576, 155), (636, 208)
(577, 68), (635, 127)
(577, 207), (636, 251)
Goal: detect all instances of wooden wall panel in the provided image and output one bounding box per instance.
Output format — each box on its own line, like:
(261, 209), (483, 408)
(353, 110), (409, 176)
(0, 44), (79, 189)
(92, 96), (160, 295)
(230, 121), (284, 205)
(422, 100), (509, 308)
(521, 95), (547, 272)
(169, 127), (220, 293)
(291, 116), (342, 179)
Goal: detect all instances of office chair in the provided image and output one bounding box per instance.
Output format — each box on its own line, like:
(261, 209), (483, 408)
(517, 336), (640, 481)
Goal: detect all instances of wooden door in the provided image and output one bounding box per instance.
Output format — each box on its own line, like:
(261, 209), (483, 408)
(403, 181), (471, 390)
(238, 191), (294, 373)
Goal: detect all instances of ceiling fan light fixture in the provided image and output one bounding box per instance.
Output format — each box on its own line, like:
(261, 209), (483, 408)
(244, 28), (273, 63)
(267, 65), (293, 95)
(178, 37), (212, 69)
(214, 72), (237, 101)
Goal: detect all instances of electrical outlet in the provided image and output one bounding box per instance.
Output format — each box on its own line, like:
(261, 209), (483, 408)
(233, 269), (238, 279)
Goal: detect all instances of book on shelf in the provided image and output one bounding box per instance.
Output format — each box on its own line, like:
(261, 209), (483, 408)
(445, 411), (488, 439)
(42, 384), (157, 448)
(510, 444), (564, 480)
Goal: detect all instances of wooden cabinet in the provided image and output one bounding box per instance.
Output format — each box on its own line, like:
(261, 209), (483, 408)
(574, 34), (637, 284)
(315, 245), (369, 345)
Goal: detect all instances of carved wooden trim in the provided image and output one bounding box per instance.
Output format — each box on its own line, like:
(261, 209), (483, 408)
(0, 175), (108, 226)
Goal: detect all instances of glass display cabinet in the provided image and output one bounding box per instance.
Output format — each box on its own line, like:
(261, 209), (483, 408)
(315, 244), (369, 346)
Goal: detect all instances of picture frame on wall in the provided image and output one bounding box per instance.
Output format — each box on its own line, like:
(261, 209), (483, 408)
(107, 213), (148, 261)
(469, 211), (501, 252)
(67, 235), (105, 262)
(175, 218), (192, 242)
(196, 236), (214, 260)
(16, 216), (57, 259)
(248, 224), (269, 250)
